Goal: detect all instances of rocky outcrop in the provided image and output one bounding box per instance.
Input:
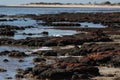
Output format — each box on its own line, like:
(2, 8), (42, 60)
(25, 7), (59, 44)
(22, 62), (100, 80)
(41, 22), (81, 26)
(80, 50), (120, 67)
(0, 29), (15, 36)
(31, 12), (120, 28)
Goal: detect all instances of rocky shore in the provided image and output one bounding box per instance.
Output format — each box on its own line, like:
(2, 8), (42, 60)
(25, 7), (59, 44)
(0, 12), (120, 80)
(26, 12), (120, 28)
(0, 29), (112, 46)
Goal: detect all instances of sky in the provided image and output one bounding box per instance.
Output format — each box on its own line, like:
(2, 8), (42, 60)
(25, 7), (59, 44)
(0, 0), (119, 5)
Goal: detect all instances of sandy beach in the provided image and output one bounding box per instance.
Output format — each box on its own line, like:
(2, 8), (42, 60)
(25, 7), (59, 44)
(4, 4), (120, 8)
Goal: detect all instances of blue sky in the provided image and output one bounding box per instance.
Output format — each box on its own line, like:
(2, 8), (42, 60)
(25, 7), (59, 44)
(0, 0), (119, 5)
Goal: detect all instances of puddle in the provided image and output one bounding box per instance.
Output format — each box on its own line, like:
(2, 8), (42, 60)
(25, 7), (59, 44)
(80, 22), (107, 28)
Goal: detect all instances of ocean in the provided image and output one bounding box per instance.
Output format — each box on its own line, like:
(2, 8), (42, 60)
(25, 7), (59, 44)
(0, 7), (120, 15)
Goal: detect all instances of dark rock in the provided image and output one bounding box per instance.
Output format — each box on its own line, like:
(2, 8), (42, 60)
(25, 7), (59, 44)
(72, 66), (100, 76)
(0, 19), (8, 21)
(106, 74), (114, 77)
(15, 74), (24, 78)
(31, 66), (49, 77)
(42, 51), (57, 56)
(8, 51), (27, 57)
(95, 55), (112, 64)
(23, 67), (32, 74)
(0, 29), (15, 36)
(40, 69), (73, 79)
(42, 40), (58, 46)
(0, 68), (7, 72)
(72, 74), (89, 80)
(18, 59), (24, 62)
(3, 59), (9, 62)
(34, 12), (120, 28)
(111, 55), (120, 67)
(113, 77), (120, 80)
(32, 58), (46, 63)
(23, 62), (100, 80)
(5, 77), (12, 79)
(0, 51), (10, 56)
(57, 57), (79, 63)
(48, 22), (81, 26)
(79, 58), (97, 66)
(16, 68), (24, 73)
(41, 31), (49, 35)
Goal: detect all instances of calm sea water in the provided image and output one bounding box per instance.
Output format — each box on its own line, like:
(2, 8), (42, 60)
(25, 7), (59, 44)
(0, 7), (120, 15)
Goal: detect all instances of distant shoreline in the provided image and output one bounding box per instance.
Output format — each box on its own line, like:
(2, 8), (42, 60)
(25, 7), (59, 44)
(0, 4), (120, 8)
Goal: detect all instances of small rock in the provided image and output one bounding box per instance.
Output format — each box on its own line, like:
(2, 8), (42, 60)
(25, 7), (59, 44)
(3, 59), (9, 62)
(5, 77), (12, 79)
(18, 59), (24, 62)
(32, 58), (46, 63)
(15, 74), (24, 78)
(0, 68), (7, 72)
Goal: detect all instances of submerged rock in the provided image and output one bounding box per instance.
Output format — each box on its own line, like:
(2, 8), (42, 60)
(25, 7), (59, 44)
(41, 31), (49, 35)
(3, 59), (9, 62)
(5, 77), (12, 79)
(8, 51), (28, 57)
(0, 68), (7, 72)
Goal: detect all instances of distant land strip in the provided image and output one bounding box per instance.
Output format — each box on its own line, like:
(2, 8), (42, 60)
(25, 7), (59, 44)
(0, 4), (120, 8)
